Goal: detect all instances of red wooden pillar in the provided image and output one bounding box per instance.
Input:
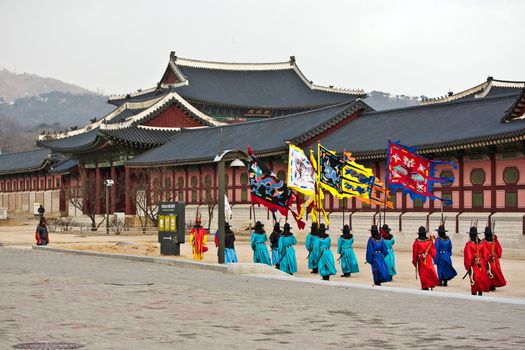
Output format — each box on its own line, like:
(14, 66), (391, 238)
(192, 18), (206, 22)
(124, 167), (132, 214)
(111, 165), (117, 213)
(95, 165), (102, 214)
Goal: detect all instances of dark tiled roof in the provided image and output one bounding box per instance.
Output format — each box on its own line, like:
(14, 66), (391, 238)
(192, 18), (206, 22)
(100, 127), (179, 147)
(173, 65), (363, 109)
(0, 148), (51, 175)
(38, 128), (100, 152)
(319, 94), (525, 159)
(108, 88), (169, 106)
(107, 107), (149, 124)
(127, 100), (371, 166)
(49, 159), (78, 174)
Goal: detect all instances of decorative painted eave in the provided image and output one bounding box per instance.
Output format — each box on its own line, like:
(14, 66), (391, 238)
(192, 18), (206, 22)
(37, 96), (166, 141)
(503, 89), (525, 122)
(421, 78), (525, 105)
(352, 132), (525, 160)
(291, 98), (373, 145)
(100, 91), (225, 130)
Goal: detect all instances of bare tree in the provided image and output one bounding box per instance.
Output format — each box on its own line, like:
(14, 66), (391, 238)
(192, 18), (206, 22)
(63, 170), (105, 230)
(129, 168), (173, 234)
(203, 176), (216, 230)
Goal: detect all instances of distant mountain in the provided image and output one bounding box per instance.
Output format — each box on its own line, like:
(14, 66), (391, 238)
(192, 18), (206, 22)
(364, 91), (422, 111)
(0, 70), (114, 153)
(0, 91), (113, 129)
(0, 68), (94, 102)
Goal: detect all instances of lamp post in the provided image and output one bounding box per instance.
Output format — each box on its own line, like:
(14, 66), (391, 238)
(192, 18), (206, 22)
(104, 179), (114, 234)
(214, 150), (249, 263)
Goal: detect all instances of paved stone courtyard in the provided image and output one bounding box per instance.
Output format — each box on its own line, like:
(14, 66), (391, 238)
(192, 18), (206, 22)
(1, 247), (525, 349)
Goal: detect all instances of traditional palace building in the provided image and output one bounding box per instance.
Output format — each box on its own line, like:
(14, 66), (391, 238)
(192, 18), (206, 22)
(1, 52), (524, 241)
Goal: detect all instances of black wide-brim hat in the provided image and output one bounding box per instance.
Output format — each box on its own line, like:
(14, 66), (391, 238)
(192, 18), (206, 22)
(435, 225), (448, 233)
(318, 223), (327, 233)
(225, 222), (232, 228)
(484, 226), (492, 235)
(311, 222), (318, 229)
(467, 227), (478, 235)
(418, 226), (427, 235)
(341, 224), (350, 233)
(254, 221), (264, 229)
(283, 223), (291, 230)
(370, 224), (379, 234)
(381, 224), (391, 232)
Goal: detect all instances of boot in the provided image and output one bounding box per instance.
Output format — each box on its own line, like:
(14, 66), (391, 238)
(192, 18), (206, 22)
(443, 280), (448, 287)
(322, 275), (330, 281)
(478, 291), (483, 296)
(490, 285), (496, 291)
(422, 288), (429, 291)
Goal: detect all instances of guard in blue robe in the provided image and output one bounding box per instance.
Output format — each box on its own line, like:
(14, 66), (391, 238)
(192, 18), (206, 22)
(224, 222), (238, 264)
(251, 221), (271, 265)
(278, 223), (297, 275)
(317, 223), (337, 280)
(305, 222), (320, 273)
(434, 224), (457, 286)
(366, 225), (391, 286)
(269, 222), (282, 268)
(337, 224), (359, 277)
(381, 224), (397, 278)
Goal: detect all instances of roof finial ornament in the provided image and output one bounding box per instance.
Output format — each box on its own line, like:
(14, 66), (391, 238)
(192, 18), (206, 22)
(447, 91), (453, 97)
(487, 76), (493, 82)
(170, 51), (177, 61)
(289, 56), (296, 65)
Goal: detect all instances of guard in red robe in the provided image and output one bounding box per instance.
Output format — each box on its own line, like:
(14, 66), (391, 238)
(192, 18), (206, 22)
(463, 227), (491, 296)
(190, 217), (207, 261)
(482, 226), (506, 290)
(412, 226), (439, 290)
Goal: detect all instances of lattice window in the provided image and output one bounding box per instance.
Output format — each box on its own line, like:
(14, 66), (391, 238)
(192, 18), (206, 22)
(503, 167), (519, 184)
(32, 179), (37, 190)
(389, 194), (397, 208)
(501, 152), (517, 160)
(47, 178), (52, 189)
(441, 193), (452, 207)
(177, 177), (184, 201)
(505, 191), (518, 208)
(240, 173), (248, 202)
(439, 170), (454, 186)
(470, 168), (485, 185)
(190, 176), (198, 202)
(203, 175), (213, 203)
(55, 178), (61, 188)
(40, 179), (44, 189)
(472, 191), (484, 208)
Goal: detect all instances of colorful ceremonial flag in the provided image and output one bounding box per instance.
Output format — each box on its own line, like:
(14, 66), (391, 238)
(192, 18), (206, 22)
(287, 144), (315, 195)
(318, 144), (394, 208)
(309, 148), (329, 226)
(247, 146), (305, 229)
(386, 140), (456, 204)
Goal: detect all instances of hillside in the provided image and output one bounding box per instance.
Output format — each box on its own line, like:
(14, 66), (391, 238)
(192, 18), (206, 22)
(364, 91), (421, 110)
(0, 68), (93, 103)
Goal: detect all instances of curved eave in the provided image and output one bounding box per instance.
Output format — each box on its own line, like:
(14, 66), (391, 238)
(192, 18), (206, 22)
(37, 136), (108, 154)
(0, 161), (51, 176)
(126, 147), (286, 169)
(351, 131), (525, 160)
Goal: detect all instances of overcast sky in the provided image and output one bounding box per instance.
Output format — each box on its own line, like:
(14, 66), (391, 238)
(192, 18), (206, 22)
(0, 0), (523, 97)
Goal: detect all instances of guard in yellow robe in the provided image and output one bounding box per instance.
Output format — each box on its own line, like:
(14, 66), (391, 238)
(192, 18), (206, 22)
(190, 217), (207, 260)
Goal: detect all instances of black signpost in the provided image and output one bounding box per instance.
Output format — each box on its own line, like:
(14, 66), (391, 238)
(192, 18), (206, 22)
(157, 202), (185, 255)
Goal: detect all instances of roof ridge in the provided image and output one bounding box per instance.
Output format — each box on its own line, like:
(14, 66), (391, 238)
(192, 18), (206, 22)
(108, 86), (159, 101)
(173, 56), (293, 71)
(421, 81), (488, 105)
(363, 93), (520, 117)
